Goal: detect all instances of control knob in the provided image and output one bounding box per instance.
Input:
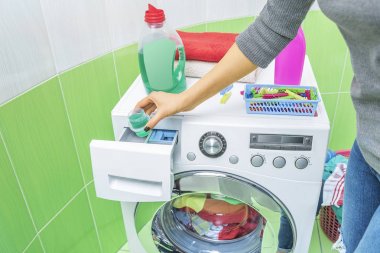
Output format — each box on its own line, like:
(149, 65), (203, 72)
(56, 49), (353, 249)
(273, 156), (286, 169)
(295, 157), (309, 169)
(251, 155), (265, 167)
(199, 132), (227, 158)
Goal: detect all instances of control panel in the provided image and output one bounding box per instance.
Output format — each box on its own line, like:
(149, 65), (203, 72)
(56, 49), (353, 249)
(250, 134), (312, 151)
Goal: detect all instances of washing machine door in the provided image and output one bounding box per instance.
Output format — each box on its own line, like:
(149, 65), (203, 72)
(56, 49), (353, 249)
(134, 171), (296, 253)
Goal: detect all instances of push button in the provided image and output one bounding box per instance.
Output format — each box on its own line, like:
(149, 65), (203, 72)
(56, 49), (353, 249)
(295, 157), (309, 169)
(273, 156), (286, 168)
(229, 155), (239, 164)
(187, 152), (196, 161)
(251, 155), (264, 167)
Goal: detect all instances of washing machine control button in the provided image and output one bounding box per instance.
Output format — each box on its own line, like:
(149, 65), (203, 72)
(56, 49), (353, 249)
(273, 156), (286, 168)
(199, 132), (227, 158)
(187, 152), (196, 161)
(229, 155), (239, 164)
(251, 155), (264, 167)
(295, 157), (309, 169)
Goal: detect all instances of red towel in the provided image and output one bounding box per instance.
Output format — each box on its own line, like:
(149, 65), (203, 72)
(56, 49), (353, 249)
(218, 208), (261, 240)
(176, 31), (238, 62)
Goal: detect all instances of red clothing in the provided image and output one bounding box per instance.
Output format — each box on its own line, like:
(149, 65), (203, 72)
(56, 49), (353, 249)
(176, 31), (238, 62)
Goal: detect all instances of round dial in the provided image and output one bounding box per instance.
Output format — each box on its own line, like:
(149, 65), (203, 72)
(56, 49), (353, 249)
(251, 155), (264, 167)
(273, 156), (286, 169)
(295, 157), (309, 169)
(199, 132), (227, 158)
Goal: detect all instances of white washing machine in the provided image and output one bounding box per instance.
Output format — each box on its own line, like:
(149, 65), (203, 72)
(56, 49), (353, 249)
(90, 58), (330, 253)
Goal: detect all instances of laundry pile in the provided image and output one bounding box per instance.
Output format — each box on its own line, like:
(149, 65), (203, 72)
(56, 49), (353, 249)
(322, 150), (350, 224)
(175, 31), (259, 83)
(172, 194), (263, 241)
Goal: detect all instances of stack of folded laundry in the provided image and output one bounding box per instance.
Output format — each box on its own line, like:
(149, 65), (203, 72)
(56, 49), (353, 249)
(176, 31), (260, 83)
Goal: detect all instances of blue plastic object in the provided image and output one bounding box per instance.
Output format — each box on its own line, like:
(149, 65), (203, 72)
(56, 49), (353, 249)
(147, 129), (177, 145)
(243, 84), (320, 116)
(220, 84), (233, 95)
(325, 149), (337, 163)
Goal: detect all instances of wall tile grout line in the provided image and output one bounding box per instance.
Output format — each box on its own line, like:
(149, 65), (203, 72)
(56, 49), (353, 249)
(0, 130), (46, 253)
(21, 233), (40, 253)
(21, 180), (94, 253)
(329, 48), (349, 146)
(321, 92), (350, 95)
(37, 179), (94, 233)
(57, 75), (104, 253)
(112, 51), (122, 98)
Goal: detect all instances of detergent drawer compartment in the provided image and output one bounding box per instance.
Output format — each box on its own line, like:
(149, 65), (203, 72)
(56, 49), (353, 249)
(90, 128), (178, 202)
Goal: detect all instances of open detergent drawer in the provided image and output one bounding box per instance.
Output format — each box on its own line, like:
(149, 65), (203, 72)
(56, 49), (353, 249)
(90, 128), (178, 202)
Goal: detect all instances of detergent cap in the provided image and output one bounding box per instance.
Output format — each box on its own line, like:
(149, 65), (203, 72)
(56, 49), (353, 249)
(145, 4), (165, 24)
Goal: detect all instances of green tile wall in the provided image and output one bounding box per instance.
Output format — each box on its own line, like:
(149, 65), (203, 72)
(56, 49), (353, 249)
(302, 11), (356, 149)
(88, 183), (126, 253)
(114, 44), (140, 95)
(24, 239), (44, 253)
(39, 191), (101, 253)
(0, 11), (356, 253)
(59, 53), (119, 184)
(0, 137), (37, 252)
(0, 77), (84, 229)
(302, 11), (348, 94)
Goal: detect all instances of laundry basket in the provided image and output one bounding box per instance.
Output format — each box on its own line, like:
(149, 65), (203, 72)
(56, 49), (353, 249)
(319, 206), (340, 242)
(319, 149), (351, 242)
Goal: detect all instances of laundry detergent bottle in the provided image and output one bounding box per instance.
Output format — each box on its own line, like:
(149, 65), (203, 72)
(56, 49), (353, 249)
(138, 4), (186, 94)
(274, 28), (306, 85)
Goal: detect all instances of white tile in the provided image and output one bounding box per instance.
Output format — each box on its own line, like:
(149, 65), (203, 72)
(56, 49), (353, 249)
(157, 0), (207, 28)
(0, 0), (56, 105)
(40, 0), (111, 72)
(106, 0), (151, 50)
(206, 0), (266, 22)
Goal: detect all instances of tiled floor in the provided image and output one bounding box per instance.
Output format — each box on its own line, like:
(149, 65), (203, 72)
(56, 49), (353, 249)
(117, 219), (338, 253)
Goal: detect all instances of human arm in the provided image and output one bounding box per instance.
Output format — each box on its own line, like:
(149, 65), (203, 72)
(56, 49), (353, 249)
(137, 43), (256, 130)
(137, 0), (315, 131)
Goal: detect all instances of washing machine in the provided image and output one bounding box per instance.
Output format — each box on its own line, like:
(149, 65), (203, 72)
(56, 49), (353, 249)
(90, 58), (330, 253)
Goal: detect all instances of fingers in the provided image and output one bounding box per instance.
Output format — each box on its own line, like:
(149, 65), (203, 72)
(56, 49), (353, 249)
(142, 103), (155, 113)
(144, 111), (165, 131)
(136, 95), (154, 109)
(145, 104), (157, 115)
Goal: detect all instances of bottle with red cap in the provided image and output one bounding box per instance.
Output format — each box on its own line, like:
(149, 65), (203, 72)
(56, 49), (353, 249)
(138, 4), (186, 94)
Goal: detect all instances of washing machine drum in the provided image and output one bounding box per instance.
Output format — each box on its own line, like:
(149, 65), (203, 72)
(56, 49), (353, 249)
(134, 171), (296, 253)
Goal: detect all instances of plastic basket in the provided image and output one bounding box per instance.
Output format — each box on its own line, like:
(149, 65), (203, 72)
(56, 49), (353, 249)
(319, 206), (340, 242)
(319, 149), (350, 243)
(243, 84), (320, 116)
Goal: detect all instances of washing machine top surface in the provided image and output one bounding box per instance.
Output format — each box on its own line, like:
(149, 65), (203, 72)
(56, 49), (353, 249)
(113, 57), (330, 129)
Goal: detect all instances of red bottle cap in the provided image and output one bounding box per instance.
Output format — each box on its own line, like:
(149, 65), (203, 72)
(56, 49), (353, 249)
(145, 4), (165, 24)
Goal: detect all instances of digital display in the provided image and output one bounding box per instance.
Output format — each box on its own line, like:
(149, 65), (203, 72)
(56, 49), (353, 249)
(257, 135), (282, 143)
(282, 136), (304, 144)
(250, 134), (312, 151)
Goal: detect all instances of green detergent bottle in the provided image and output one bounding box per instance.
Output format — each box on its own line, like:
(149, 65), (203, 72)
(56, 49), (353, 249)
(138, 4), (186, 94)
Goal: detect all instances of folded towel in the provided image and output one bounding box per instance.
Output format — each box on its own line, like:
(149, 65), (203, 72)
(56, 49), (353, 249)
(180, 60), (260, 83)
(177, 31), (238, 62)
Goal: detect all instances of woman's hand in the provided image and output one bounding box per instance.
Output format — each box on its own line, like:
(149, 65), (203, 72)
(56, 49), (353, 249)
(136, 91), (192, 131)
(135, 43), (257, 132)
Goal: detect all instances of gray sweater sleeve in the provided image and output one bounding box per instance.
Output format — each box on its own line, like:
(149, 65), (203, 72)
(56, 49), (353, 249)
(236, 0), (315, 68)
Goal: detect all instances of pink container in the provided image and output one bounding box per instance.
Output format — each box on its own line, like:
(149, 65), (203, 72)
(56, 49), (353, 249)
(274, 28), (306, 85)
